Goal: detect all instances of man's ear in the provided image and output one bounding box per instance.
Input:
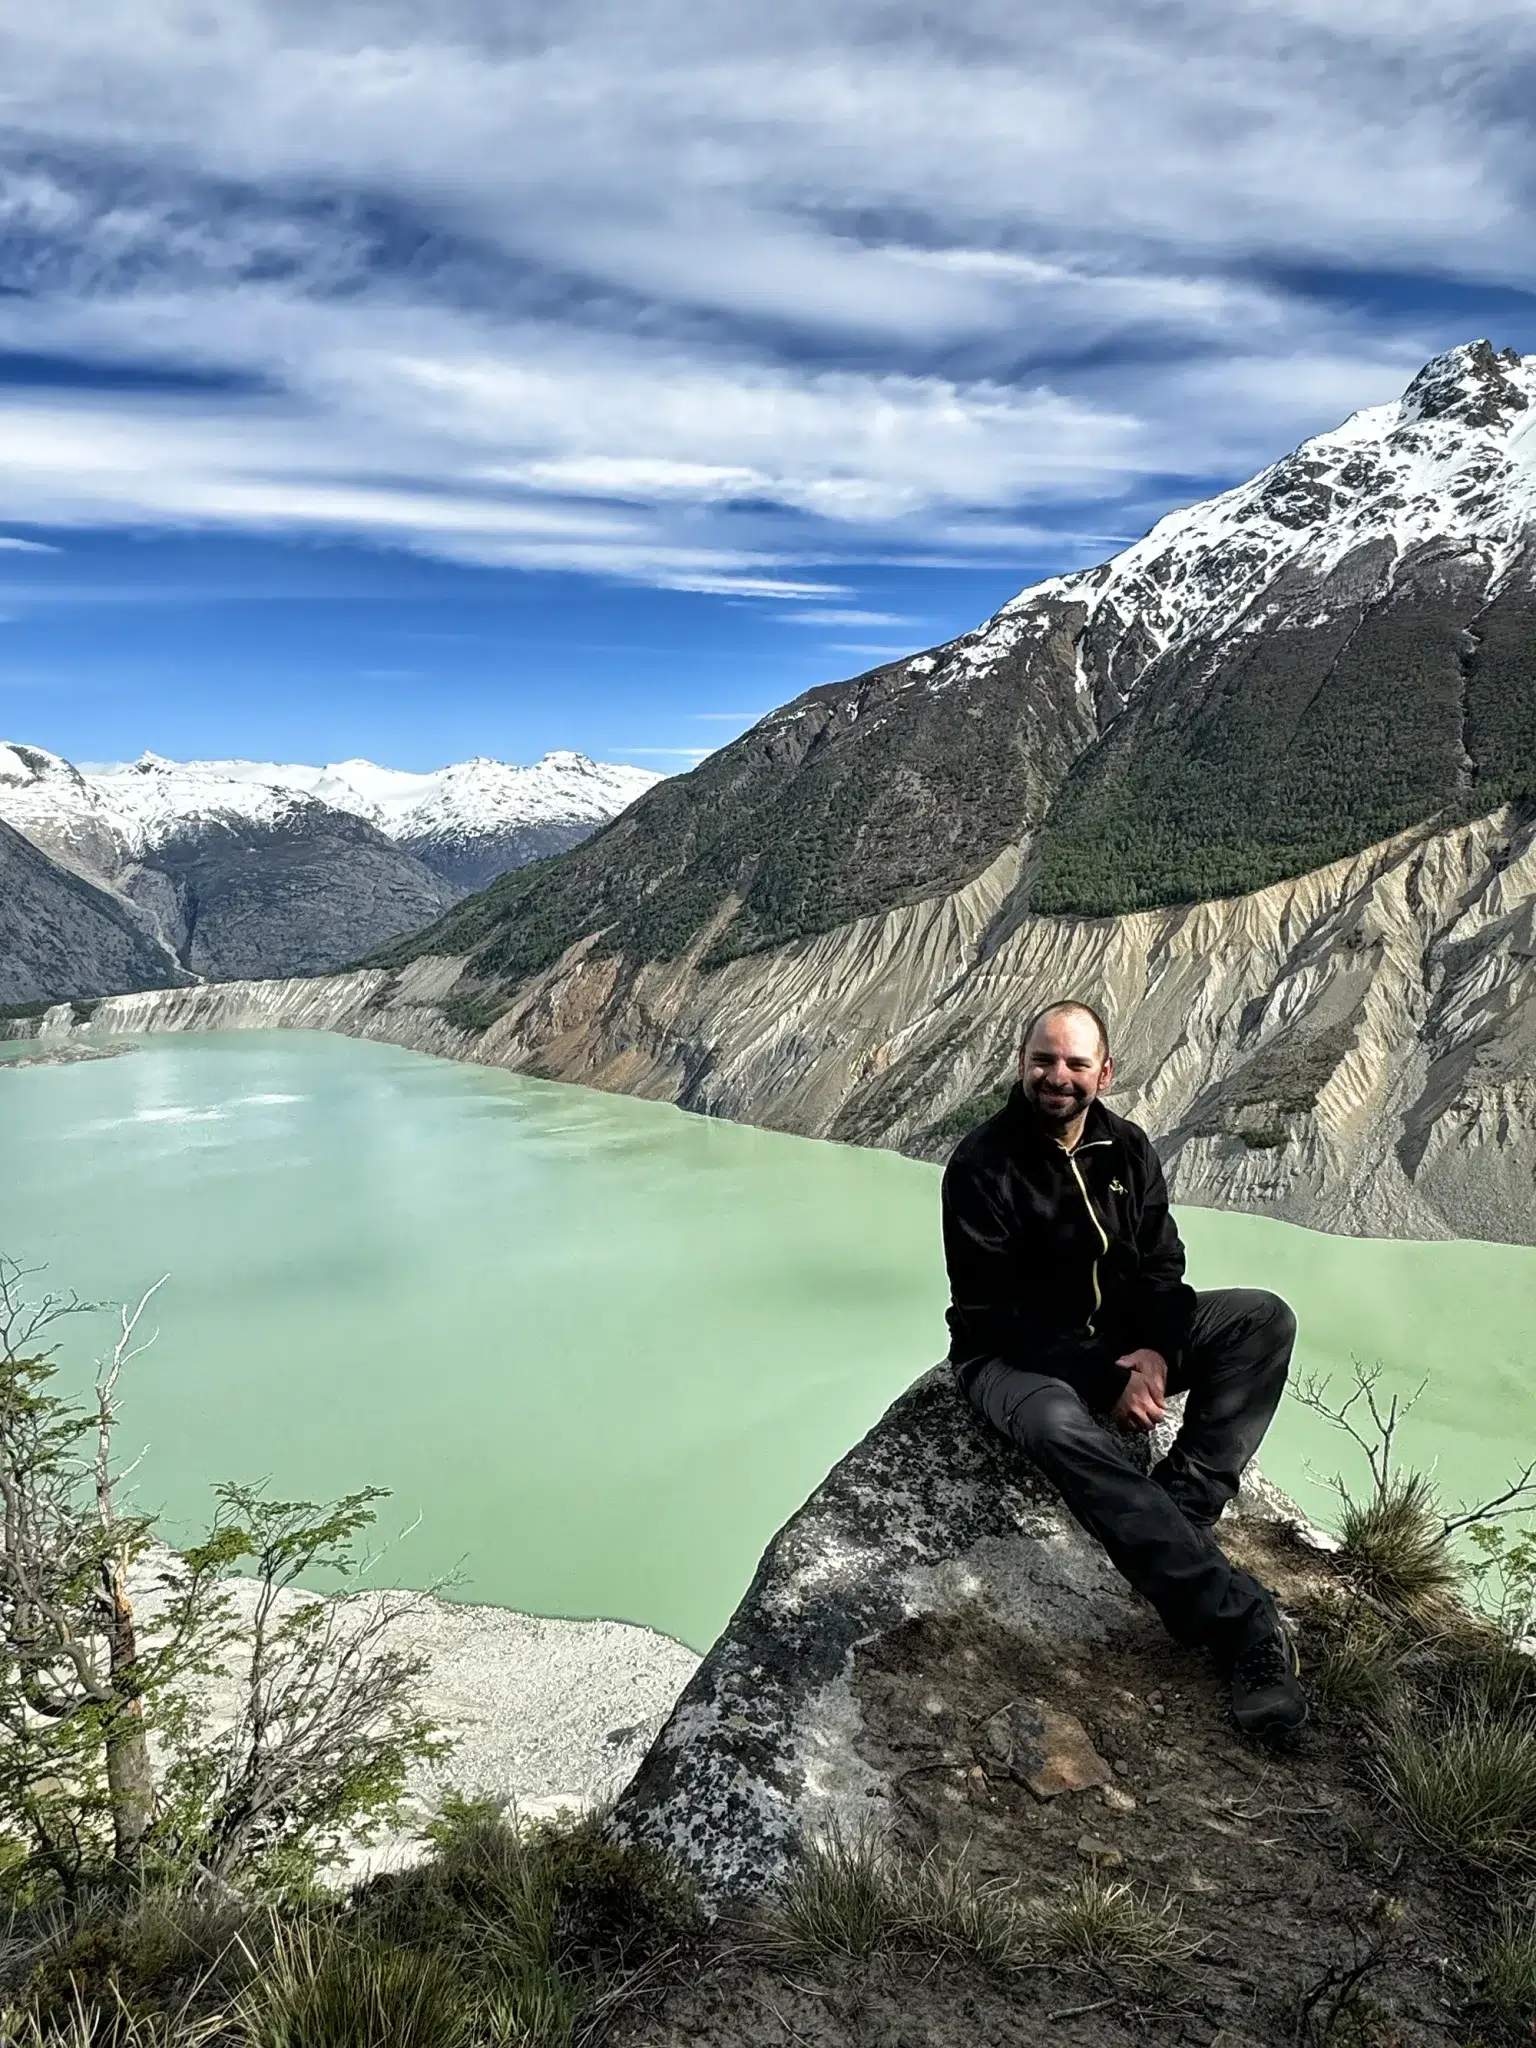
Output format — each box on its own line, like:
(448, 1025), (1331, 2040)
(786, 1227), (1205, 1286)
(1099, 1053), (1114, 1094)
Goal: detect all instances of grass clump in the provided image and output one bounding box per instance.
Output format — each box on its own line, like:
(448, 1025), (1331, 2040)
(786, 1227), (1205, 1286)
(1, 1882), (256, 2031)
(0, 1803), (699, 2048)
(1337, 1473), (1461, 1615)
(902, 1855), (1034, 1972)
(767, 1827), (1192, 1984)
(767, 1825), (910, 1964)
(1027, 1874), (1197, 1976)
(766, 1823), (1033, 1972)
(244, 1919), (472, 2048)
(1375, 1707), (1536, 1880)
(1307, 1598), (1408, 1721)
(1468, 1904), (1536, 2035)
(1, 1980), (226, 2045)
(355, 1797), (698, 2045)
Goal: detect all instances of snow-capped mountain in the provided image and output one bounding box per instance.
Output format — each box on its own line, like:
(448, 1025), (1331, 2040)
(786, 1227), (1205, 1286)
(0, 742), (663, 993)
(388, 341), (1536, 984)
(0, 745), (661, 892)
(821, 338), (1536, 729)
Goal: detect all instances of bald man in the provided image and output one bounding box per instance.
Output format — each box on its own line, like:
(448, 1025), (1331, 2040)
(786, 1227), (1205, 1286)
(942, 1000), (1306, 1737)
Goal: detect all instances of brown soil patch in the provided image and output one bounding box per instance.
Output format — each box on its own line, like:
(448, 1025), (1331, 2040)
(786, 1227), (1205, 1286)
(619, 1531), (1486, 2048)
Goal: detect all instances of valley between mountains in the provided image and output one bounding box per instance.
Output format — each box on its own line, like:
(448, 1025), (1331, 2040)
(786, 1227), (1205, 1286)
(6, 342), (1536, 1244)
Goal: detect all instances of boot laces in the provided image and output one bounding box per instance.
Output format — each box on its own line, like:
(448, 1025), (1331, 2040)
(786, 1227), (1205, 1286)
(1235, 1630), (1289, 1690)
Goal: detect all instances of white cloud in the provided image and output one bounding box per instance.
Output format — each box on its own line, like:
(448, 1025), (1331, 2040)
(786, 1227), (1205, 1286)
(0, 1), (1530, 587)
(776, 610), (915, 627)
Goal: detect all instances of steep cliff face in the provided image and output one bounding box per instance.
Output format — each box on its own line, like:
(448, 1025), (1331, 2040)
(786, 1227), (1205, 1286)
(11, 798), (1534, 1244)
(0, 817), (188, 1005)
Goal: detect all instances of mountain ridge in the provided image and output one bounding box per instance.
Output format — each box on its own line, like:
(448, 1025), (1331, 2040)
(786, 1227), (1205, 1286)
(0, 742), (663, 997)
(379, 340), (1536, 990)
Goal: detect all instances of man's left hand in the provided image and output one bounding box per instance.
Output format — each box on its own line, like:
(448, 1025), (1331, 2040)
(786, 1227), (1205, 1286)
(1109, 1347), (1169, 1432)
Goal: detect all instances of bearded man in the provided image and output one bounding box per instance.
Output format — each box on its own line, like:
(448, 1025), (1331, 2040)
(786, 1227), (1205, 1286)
(942, 999), (1307, 1737)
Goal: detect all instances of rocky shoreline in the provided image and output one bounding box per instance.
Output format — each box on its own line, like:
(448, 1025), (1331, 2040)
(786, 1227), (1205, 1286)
(135, 1562), (699, 1881)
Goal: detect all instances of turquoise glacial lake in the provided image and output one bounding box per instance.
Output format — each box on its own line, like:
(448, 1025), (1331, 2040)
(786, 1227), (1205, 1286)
(2, 1030), (1532, 1650)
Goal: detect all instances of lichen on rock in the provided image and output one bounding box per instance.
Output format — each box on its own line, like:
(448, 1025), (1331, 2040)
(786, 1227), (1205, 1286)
(609, 1367), (1306, 1900)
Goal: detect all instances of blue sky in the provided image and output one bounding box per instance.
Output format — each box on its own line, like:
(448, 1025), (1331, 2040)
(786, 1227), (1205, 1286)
(2, 2), (1535, 771)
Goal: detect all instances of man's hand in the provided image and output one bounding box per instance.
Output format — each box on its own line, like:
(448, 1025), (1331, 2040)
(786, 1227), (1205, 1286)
(1109, 1347), (1169, 1433)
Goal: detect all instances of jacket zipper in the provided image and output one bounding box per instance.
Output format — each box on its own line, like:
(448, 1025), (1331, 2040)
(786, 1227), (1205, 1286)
(1065, 1141), (1112, 1335)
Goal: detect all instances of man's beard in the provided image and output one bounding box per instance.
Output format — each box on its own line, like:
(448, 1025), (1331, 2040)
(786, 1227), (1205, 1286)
(1024, 1078), (1092, 1128)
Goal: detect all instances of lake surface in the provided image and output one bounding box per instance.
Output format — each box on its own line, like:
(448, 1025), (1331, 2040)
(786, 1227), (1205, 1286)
(2, 1031), (1532, 1649)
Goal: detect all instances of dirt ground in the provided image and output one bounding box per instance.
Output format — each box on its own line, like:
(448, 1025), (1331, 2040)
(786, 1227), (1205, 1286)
(618, 1523), (1494, 2048)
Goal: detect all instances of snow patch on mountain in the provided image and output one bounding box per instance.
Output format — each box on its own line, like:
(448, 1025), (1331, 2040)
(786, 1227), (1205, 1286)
(997, 340), (1536, 670)
(0, 743), (663, 879)
(766, 341), (1536, 736)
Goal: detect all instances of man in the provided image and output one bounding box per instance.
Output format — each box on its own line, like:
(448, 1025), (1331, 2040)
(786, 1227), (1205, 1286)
(942, 999), (1306, 1737)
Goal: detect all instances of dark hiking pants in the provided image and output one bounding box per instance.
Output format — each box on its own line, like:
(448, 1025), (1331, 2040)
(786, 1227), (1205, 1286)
(959, 1288), (1296, 1659)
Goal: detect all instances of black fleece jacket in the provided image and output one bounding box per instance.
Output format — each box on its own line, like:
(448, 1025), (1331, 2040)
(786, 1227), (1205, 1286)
(941, 1085), (1197, 1412)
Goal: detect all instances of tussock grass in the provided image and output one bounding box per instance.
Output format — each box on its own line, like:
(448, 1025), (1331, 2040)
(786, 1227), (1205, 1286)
(1, 1979), (225, 2045)
(1375, 1706), (1536, 1879)
(1337, 1474), (1460, 1615)
(1453, 1638), (1536, 1726)
(1307, 1600), (1407, 1720)
(0, 1882), (256, 2032)
(0, 1804), (696, 2048)
(903, 1855), (1035, 1972)
(1026, 1874), (1198, 1975)
(1470, 1904), (1536, 2032)
(356, 1798), (695, 2045)
(768, 1824), (910, 1964)
(767, 1828), (1193, 1982)
(242, 1918), (472, 2048)
(766, 1822), (1038, 1971)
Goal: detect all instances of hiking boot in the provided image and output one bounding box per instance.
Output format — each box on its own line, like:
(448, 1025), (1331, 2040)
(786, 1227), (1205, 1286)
(1229, 1621), (1307, 1738)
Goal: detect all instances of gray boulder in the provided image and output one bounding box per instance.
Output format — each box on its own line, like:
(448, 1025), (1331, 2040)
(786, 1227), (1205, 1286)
(609, 1366), (1306, 1901)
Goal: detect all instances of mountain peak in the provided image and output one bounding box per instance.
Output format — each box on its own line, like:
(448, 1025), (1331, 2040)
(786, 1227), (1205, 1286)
(1397, 338), (1532, 431)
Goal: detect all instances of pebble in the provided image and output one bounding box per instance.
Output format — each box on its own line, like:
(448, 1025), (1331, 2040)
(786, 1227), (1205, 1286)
(1100, 1785), (1137, 1813)
(1076, 1835), (1125, 1869)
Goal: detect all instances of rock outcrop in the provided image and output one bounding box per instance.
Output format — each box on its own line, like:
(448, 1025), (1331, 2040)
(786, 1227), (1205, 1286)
(608, 1367), (1306, 1901)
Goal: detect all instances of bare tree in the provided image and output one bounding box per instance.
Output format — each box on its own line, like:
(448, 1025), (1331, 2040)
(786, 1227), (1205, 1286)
(1294, 1362), (1536, 1617)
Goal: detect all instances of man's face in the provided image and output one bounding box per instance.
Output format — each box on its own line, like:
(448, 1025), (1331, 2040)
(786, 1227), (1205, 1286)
(1019, 1011), (1111, 1131)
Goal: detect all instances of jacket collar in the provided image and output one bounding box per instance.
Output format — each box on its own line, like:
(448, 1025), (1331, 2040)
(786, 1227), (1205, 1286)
(1003, 1083), (1117, 1156)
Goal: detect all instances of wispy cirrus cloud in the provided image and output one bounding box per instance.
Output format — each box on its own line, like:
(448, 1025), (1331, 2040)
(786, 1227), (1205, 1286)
(0, 1), (1532, 592)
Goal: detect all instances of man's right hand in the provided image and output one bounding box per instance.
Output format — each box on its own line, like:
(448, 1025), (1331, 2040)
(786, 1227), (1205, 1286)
(1109, 1366), (1167, 1433)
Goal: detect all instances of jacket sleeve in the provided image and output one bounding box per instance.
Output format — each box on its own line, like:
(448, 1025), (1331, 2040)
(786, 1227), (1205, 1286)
(1124, 1144), (1197, 1361)
(941, 1148), (1128, 1408)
